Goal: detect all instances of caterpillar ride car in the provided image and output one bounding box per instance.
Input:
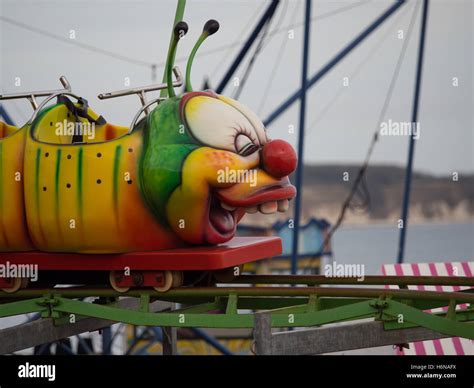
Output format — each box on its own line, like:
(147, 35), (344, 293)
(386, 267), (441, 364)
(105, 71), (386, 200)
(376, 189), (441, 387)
(0, 20), (297, 293)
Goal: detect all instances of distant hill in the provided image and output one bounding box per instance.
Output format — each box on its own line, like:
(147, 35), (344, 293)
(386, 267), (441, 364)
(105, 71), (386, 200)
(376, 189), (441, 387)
(298, 164), (474, 221)
(244, 164), (473, 226)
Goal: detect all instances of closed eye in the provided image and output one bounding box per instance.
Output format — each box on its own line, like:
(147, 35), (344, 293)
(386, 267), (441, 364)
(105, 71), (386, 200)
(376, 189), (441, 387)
(235, 133), (259, 156)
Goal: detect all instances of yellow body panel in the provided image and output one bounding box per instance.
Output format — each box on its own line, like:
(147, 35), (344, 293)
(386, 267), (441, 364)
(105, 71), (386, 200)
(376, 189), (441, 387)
(0, 124), (34, 251)
(18, 104), (181, 253)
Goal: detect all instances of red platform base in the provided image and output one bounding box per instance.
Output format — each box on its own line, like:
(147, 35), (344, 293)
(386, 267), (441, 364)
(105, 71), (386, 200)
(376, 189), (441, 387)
(0, 237), (282, 271)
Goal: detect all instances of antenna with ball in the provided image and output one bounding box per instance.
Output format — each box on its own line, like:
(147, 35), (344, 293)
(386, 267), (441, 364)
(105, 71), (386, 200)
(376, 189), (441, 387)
(185, 19), (220, 92)
(166, 21), (189, 98)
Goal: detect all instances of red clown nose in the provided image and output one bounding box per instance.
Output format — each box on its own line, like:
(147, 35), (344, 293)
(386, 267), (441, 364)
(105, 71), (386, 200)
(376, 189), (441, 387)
(261, 139), (298, 179)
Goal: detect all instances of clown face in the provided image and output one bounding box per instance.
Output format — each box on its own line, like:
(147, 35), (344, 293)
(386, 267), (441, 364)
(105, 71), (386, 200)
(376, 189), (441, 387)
(139, 91), (297, 245)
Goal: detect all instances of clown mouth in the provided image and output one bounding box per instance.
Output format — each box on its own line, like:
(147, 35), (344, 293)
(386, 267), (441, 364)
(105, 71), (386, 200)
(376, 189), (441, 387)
(205, 183), (296, 244)
(206, 196), (241, 244)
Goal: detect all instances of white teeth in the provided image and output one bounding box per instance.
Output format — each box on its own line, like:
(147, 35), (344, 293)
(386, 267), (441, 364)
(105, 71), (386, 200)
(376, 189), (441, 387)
(221, 202), (236, 211)
(245, 206), (258, 214)
(277, 199), (289, 212)
(259, 201), (278, 214)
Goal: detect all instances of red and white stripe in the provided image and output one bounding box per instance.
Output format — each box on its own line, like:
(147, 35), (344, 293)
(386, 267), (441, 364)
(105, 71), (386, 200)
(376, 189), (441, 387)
(381, 261), (473, 355)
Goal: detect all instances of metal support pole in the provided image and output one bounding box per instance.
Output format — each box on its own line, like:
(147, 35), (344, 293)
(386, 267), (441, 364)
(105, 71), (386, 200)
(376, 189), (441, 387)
(397, 0), (429, 264)
(264, 0), (406, 127)
(291, 0), (312, 275)
(254, 312), (272, 355)
(101, 326), (112, 355)
(162, 327), (177, 355)
(162, 302), (177, 355)
(215, 0), (280, 94)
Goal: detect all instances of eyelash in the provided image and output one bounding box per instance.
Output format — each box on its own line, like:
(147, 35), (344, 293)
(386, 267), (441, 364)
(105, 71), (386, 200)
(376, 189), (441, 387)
(232, 125), (258, 145)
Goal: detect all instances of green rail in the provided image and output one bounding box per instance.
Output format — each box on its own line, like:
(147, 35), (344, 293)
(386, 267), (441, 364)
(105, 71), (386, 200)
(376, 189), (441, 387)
(3, 286), (474, 302)
(233, 274), (474, 286)
(0, 284), (473, 339)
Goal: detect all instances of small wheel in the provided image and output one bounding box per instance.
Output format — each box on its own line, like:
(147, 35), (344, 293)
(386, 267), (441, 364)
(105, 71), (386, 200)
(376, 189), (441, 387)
(1, 277), (23, 293)
(153, 271), (173, 292)
(171, 271), (184, 288)
(109, 271), (130, 293)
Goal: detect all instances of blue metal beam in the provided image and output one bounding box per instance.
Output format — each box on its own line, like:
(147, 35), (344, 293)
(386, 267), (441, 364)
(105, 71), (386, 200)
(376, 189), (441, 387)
(132, 327), (234, 356)
(101, 327), (112, 355)
(0, 105), (15, 125)
(215, 0), (280, 94)
(190, 328), (233, 355)
(263, 0), (406, 127)
(397, 0), (430, 264)
(291, 0), (312, 275)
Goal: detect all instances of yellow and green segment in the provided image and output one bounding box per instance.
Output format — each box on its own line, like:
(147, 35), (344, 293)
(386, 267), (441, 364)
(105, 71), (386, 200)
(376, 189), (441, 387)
(1, 101), (180, 253)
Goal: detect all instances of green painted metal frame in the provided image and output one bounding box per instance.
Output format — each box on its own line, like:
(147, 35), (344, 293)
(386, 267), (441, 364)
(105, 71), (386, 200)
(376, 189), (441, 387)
(1, 286), (473, 339)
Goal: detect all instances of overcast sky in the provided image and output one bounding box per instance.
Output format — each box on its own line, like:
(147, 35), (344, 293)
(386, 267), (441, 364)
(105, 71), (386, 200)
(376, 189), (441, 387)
(1, 0), (472, 175)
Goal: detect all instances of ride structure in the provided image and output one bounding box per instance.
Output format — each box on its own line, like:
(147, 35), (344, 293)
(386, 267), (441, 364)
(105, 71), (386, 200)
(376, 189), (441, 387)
(1, 274), (473, 355)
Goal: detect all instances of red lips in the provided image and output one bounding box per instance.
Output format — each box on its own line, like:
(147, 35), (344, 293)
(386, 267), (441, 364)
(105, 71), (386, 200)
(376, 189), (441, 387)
(216, 181), (296, 208)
